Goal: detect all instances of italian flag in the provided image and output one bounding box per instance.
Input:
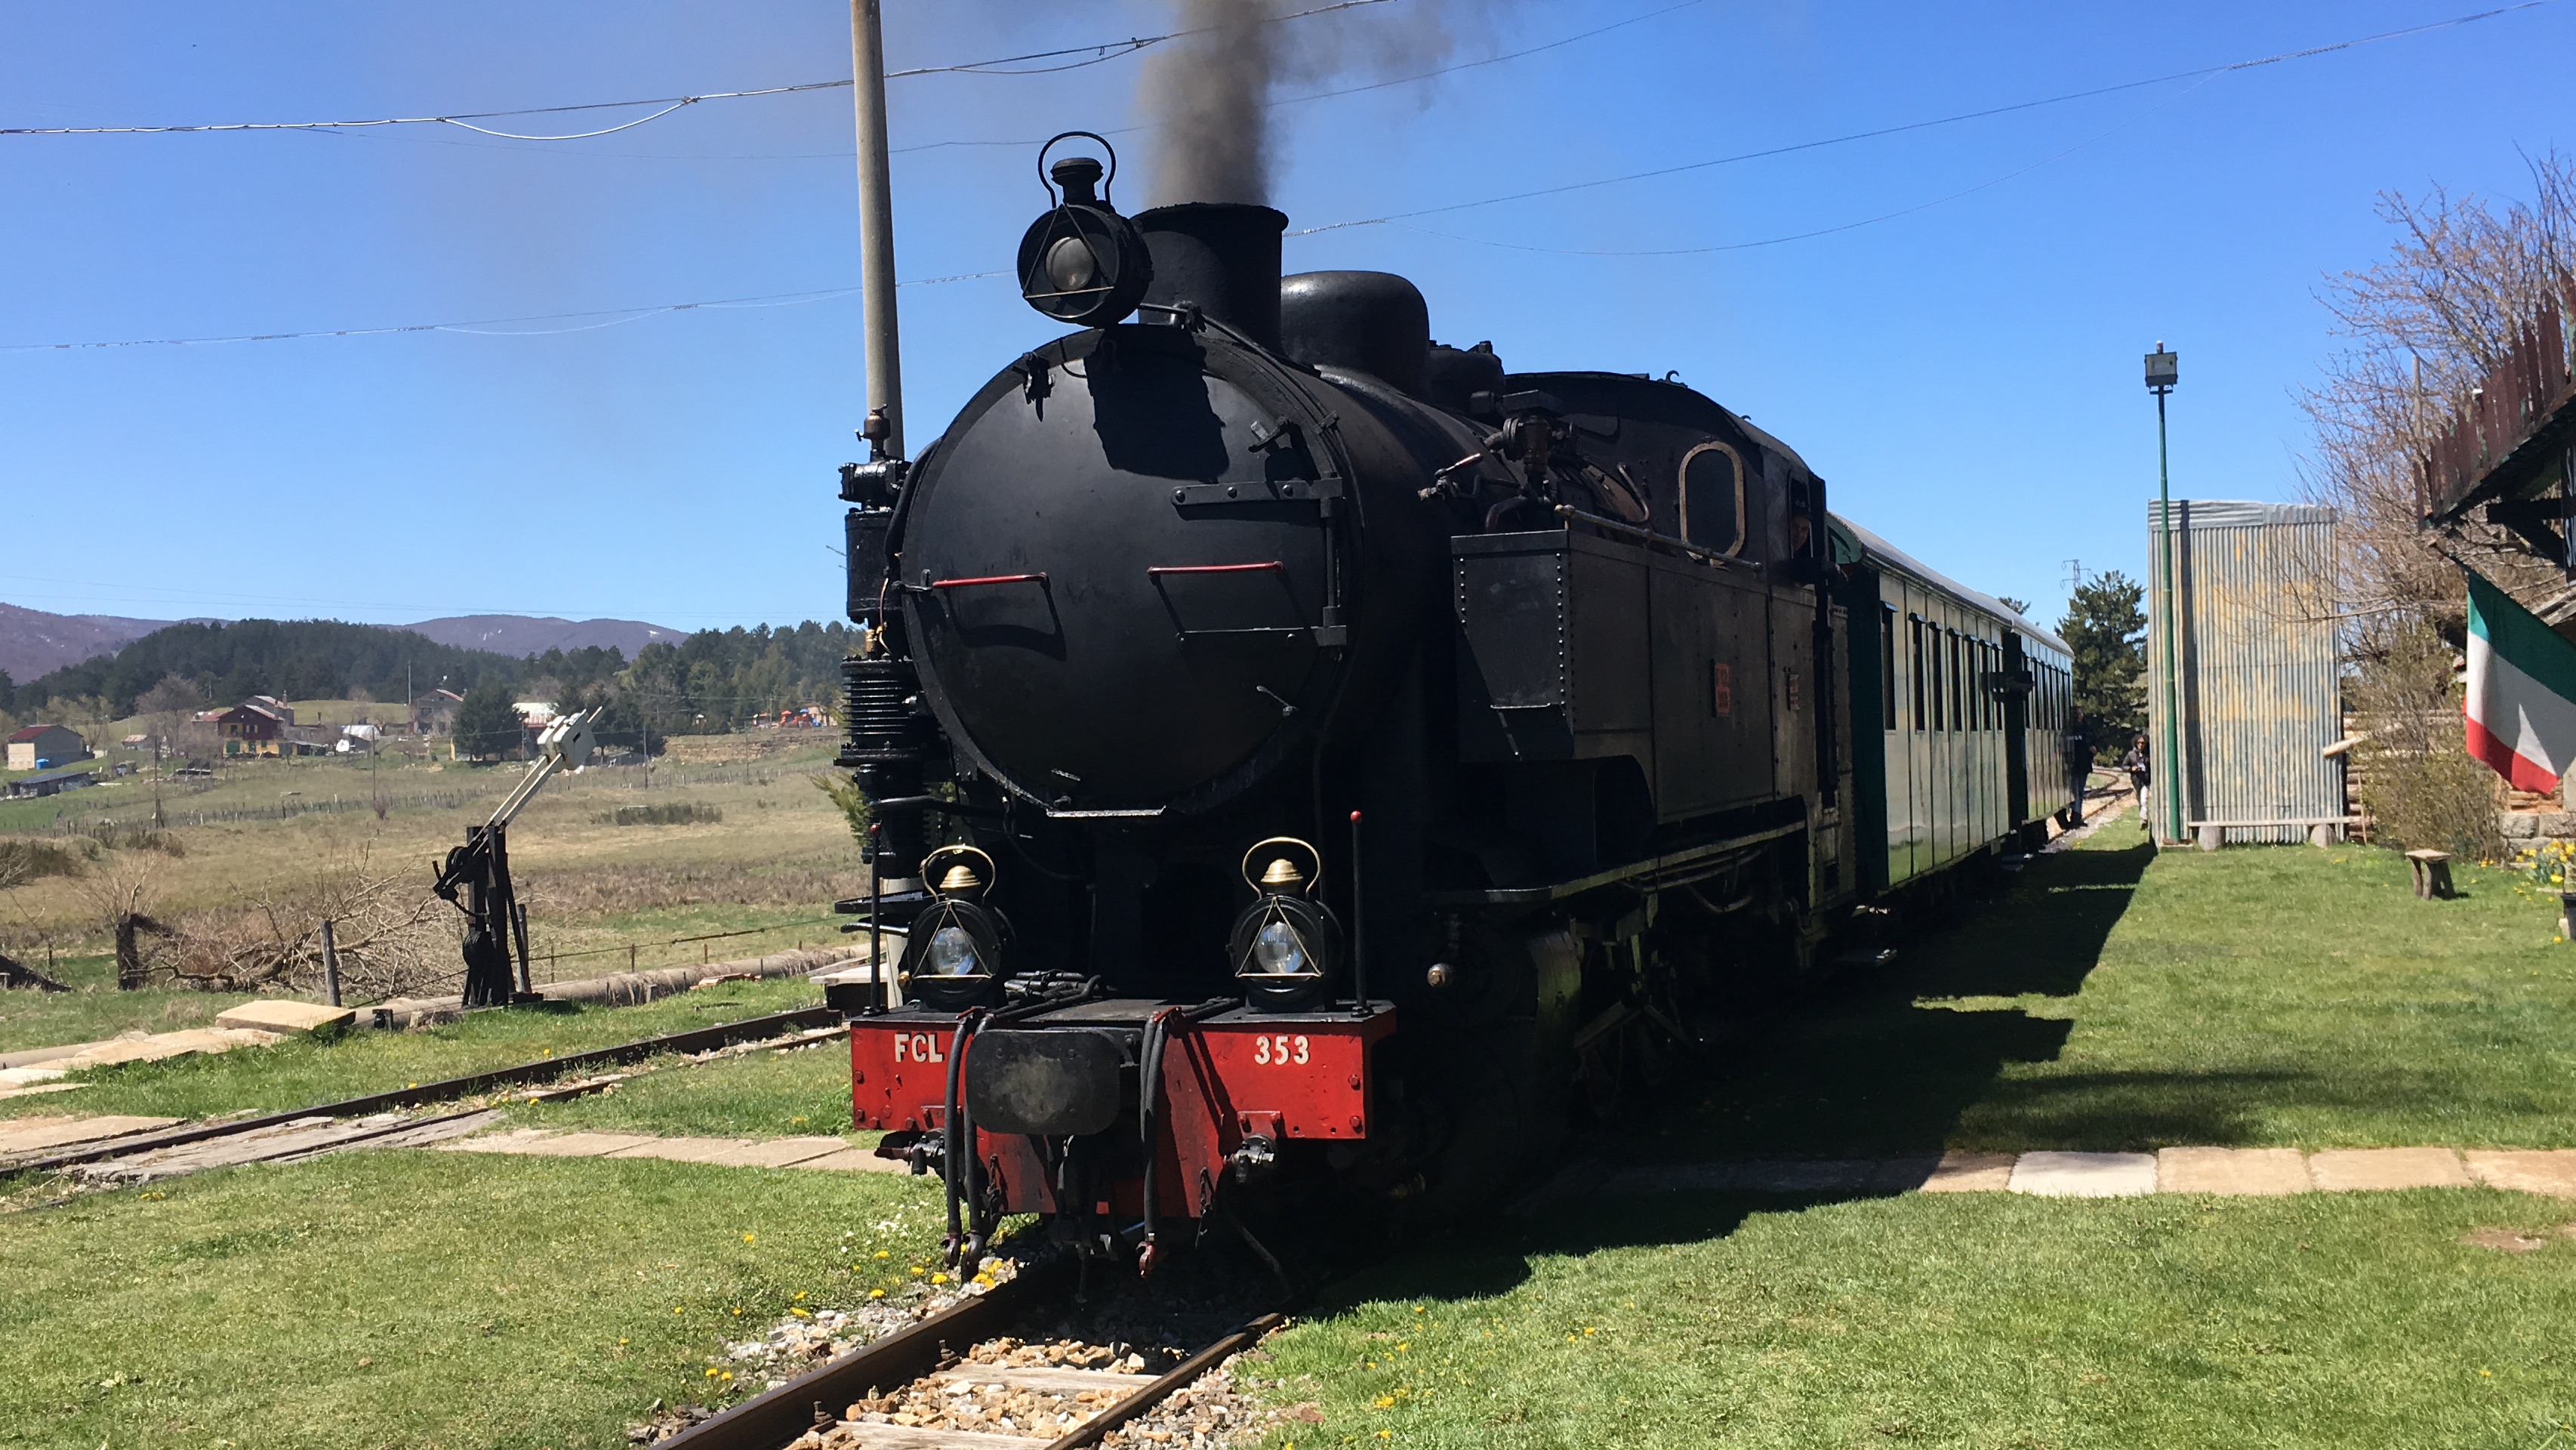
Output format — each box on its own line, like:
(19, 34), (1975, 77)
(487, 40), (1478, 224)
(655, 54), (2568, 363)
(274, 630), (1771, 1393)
(2465, 568), (2576, 791)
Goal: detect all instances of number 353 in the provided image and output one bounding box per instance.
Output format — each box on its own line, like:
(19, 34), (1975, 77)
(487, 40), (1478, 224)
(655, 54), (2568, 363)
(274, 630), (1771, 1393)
(1251, 1034), (1310, 1066)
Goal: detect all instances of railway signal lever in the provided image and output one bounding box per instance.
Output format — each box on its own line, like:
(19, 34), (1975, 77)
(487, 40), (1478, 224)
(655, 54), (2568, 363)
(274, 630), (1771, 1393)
(431, 708), (601, 1007)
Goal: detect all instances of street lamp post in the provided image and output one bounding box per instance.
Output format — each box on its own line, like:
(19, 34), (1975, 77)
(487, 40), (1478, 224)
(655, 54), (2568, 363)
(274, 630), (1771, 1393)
(2145, 343), (2183, 845)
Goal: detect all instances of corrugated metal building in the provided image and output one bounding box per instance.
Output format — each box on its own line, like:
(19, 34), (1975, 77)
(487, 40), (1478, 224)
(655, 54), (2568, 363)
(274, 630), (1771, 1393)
(2145, 500), (2345, 846)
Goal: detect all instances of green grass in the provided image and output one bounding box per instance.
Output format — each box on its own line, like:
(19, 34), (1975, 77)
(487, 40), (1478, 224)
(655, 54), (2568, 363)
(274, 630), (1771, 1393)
(1641, 811), (2576, 1158)
(1253, 1186), (2576, 1448)
(504, 1036), (861, 1139)
(0, 952), (258, 1054)
(0, 980), (826, 1124)
(0, 1150), (952, 1450)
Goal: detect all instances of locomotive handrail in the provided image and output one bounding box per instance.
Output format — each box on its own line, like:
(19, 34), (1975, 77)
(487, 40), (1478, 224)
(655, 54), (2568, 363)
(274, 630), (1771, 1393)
(1553, 504), (1758, 572)
(929, 571), (1049, 590)
(1145, 560), (1286, 576)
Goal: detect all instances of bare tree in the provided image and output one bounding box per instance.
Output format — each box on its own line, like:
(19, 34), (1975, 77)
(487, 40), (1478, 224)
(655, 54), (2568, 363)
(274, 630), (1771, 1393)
(2300, 151), (2576, 631)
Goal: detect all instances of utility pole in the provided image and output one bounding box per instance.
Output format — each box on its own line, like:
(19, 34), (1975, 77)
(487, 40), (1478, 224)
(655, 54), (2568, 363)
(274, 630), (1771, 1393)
(849, 0), (904, 455)
(2146, 344), (2184, 845)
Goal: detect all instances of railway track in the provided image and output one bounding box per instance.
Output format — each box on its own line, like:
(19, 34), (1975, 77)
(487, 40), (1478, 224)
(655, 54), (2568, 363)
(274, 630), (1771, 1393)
(657, 1258), (1286, 1450)
(0, 1005), (840, 1180)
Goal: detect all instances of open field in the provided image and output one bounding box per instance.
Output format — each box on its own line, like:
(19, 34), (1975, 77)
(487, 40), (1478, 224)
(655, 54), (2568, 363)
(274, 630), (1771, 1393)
(11, 812), (2576, 1448)
(0, 1150), (948, 1450)
(1256, 1186), (2576, 1449)
(1637, 810), (2576, 1161)
(0, 739), (864, 1042)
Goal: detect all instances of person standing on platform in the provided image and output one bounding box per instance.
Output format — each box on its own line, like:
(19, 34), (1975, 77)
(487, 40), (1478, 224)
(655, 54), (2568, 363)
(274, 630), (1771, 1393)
(2061, 710), (2095, 828)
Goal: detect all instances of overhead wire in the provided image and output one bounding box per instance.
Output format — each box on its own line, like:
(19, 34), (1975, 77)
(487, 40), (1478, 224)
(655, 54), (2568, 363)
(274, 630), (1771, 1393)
(0, 0), (1391, 140)
(1292, 0), (2556, 239)
(0, 275), (1003, 352)
(0, 1), (2553, 350)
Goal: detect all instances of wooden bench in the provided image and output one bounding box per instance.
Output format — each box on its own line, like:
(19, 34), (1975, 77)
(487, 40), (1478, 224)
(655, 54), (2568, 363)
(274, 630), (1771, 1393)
(2406, 849), (2455, 900)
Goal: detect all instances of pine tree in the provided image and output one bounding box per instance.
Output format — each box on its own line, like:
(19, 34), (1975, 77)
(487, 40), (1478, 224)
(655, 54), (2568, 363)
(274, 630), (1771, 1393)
(2060, 571), (2146, 751)
(452, 681), (524, 761)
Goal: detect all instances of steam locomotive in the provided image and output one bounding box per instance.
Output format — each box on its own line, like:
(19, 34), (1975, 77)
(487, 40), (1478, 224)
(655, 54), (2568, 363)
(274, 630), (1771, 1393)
(829, 144), (2074, 1268)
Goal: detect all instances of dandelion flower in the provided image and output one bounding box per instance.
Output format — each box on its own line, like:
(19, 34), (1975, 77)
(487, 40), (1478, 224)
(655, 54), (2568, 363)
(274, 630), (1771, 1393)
(1375, 1396), (1395, 1409)
(931, 1273), (950, 1285)
(743, 1233), (756, 1244)
(875, 1250), (891, 1260)
(869, 1289), (886, 1300)
(911, 1266), (926, 1276)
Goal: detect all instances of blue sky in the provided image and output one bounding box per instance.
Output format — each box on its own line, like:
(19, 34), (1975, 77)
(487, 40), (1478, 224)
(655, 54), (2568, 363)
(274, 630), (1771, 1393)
(3, 1), (2569, 634)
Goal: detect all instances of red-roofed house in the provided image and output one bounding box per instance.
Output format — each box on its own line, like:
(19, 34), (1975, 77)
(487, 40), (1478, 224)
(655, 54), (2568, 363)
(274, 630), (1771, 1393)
(6, 724), (90, 772)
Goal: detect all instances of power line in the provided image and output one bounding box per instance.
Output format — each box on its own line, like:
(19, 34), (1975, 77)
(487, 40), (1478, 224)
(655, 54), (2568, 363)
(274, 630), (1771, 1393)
(1293, 1), (2556, 239)
(2, 1), (2546, 353)
(0, 275), (1003, 352)
(0, 0), (1391, 141)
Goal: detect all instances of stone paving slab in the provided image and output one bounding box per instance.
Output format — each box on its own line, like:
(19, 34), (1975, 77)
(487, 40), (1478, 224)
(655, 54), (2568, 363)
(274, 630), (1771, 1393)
(0, 1114), (182, 1158)
(213, 1000), (355, 1037)
(512, 1131), (664, 1158)
(704, 1136), (849, 1168)
(1913, 1152), (2017, 1193)
(2008, 1152), (2158, 1198)
(606, 1137), (759, 1164)
(436, 1128), (559, 1155)
(2464, 1150), (2576, 1197)
(799, 1148), (908, 1174)
(2158, 1146), (2311, 1195)
(54, 1028), (281, 1071)
(2309, 1147), (2471, 1192)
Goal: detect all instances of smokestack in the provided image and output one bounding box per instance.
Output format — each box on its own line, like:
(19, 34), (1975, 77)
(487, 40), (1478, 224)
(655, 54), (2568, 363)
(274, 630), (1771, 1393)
(1138, 203), (1287, 350)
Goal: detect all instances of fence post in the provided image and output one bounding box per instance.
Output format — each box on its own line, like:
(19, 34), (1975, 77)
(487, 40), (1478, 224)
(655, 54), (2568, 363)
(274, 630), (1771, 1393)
(629, 943), (638, 973)
(320, 918), (343, 1007)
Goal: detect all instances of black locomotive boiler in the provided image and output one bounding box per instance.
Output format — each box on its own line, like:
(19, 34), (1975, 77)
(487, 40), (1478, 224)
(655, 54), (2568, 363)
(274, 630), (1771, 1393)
(830, 148), (2073, 1267)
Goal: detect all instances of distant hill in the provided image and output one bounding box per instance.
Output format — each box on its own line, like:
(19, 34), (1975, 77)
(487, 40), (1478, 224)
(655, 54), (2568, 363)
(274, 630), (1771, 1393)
(403, 615), (686, 659)
(0, 603), (683, 692)
(0, 602), (188, 680)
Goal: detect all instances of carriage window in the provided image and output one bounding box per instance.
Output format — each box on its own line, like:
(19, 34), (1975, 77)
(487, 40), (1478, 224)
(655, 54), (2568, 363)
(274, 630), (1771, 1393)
(1909, 615), (1927, 731)
(1881, 604), (1898, 731)
(1676, 441), (1746, 556)
(1937, 631), (1958, 731)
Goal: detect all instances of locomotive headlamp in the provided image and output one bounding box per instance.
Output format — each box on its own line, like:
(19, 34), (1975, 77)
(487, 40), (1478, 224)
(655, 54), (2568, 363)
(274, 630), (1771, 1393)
(901, 845), (1009, 1010)
(1231, 838), (1339, 1011)
(1018, 134), (1153, 328)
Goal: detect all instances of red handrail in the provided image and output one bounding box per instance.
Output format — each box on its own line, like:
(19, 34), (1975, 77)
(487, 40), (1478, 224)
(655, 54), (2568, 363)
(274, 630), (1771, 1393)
(1146, 561), (1285, 577)
(930, 572), (1049, 590)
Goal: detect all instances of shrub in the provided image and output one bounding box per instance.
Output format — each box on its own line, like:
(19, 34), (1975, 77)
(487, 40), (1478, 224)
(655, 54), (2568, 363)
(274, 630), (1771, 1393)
(596, 802), (723, 827)
(2350, 622), (2507, 862)
(0, 838), (87, 885)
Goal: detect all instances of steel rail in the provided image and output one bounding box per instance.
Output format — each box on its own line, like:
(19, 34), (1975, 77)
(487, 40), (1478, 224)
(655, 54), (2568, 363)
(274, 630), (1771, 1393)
(0, 1005), (837, 1178)
(1039, 1310), (1285, 1450)
(657, 1258), (1075, 1448)
(658, 1254), (1280, 1450)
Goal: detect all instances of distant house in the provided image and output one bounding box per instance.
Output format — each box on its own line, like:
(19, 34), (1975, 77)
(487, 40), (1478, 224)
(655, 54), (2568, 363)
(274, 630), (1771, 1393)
(215, 700), (291, 757)
(5, 724), (90, 772)
(411, 690), (465, 736)
(120, 733), (150, 750)
(5, 767), (94, 798)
